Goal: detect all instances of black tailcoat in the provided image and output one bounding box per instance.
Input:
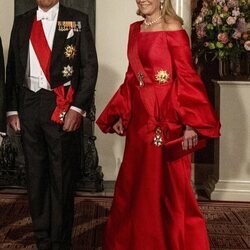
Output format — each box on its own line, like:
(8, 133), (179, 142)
(6, 3), (98, 113)
(5, 4), (98, 248)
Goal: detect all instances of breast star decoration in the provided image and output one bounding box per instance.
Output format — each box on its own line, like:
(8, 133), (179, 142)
(155, 70), (170, 84)
(64, 45), (77, 59)
(62, 65), (74, 78)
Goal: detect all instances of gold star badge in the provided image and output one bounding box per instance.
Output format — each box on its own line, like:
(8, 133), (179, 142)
(64, 45), (77, 59)
(155, 70), (170, 84)
(62, 65), (74, 78)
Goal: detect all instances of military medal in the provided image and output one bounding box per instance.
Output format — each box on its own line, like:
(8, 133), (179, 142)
(59, 111), (66, 122)
(62, 65), (74, 78)
(64, 45), (77, 59)
(155, 70), (170, 84)
(58, 21), (81, 32)
(58, 21), (63, 31)
(138, 72), (144, 87)
(153, 127), (163, 147)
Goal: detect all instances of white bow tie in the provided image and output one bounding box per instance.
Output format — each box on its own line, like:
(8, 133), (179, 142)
(37, 10), (56, 21)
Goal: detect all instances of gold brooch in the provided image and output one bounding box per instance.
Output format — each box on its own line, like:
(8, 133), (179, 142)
(64, 45), (77, 59)
(62, 65), (74, 78)
(155, 70), (170, 84)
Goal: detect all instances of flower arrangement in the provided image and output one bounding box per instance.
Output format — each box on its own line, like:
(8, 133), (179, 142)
(192, 0), (250, 62)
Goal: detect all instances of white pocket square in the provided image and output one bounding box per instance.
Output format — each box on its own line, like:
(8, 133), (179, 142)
(67, 29), (74, 39)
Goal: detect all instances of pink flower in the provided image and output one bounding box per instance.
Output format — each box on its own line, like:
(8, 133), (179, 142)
(227, 0), (238, 8)
(226, 16), (236, 25)
(244, 41), (250, 51)
(237, 18), (247, 33)
(217, 0), (225, 6)
(195, 15), (204, 24)
(218, 32), (229, 44)
(212, 14), (223, 25)
(201, 7), (209, 16)
(223, 5), (229, 12)
(197, 29), (206, 38)
(201, 1), (209, 13)
(232, 7), (240, 17)
(232, 30), (241, 39)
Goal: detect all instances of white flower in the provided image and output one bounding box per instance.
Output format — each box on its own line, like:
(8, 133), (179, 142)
(195, 15), (203, 24)
(226, 16), (236, 25)
(244, 41), (250, 51)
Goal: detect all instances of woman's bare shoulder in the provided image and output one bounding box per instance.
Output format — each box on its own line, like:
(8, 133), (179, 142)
(162, 16), (183, 31)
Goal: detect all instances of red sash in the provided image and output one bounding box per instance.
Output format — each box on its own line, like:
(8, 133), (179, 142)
(30, 18), (74, 124)
(127, 22), (207, 158)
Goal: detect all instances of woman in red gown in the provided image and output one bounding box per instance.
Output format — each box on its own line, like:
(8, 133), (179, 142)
(97, 0), (220, 249)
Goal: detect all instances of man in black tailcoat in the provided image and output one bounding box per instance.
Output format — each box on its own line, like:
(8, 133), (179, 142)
(6, 0), (98, 249)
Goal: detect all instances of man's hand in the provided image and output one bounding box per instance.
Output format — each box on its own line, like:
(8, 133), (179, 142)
(182, 125), (198, 150)
(113, 118), (124, 135)
(7, 115), (21, 132)
(63, 109), (82, 132)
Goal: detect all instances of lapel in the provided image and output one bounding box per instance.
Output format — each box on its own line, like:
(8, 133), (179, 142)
(51, 4), (72, 71)
(19, 8), (36, 70)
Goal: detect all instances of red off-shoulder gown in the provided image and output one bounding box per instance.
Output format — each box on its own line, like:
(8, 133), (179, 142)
(97, 21), (220, 250)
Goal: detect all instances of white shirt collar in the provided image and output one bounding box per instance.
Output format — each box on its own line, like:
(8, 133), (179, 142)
(37, 2), (59, 21)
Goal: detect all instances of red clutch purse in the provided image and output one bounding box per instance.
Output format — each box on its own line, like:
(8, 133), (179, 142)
(164, 137), (207, 162)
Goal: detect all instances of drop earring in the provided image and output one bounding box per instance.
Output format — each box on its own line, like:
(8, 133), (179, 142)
(160, 0), (164, 10)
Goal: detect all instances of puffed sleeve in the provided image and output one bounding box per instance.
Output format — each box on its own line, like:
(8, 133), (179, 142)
(167, 30), (220, 138)
(96, 64), (133, 134)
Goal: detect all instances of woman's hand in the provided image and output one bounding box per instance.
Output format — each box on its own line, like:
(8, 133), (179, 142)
(113, 118), (124, 135)
(182, 125), (198, 150)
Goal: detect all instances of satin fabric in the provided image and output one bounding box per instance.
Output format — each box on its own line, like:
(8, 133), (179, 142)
(97, 21), (220, 250)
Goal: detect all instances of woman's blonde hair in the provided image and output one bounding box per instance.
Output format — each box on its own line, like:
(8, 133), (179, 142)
(137, 0), (184, 25)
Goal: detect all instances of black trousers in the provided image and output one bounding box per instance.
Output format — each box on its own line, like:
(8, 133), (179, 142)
(19, 87), (80, 250)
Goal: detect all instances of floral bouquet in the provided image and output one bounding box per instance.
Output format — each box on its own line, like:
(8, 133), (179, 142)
(192, 0), (250, 62)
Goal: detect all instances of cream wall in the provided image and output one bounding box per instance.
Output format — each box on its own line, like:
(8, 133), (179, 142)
(95, 1), (138, 180)
(0, 0), (192, 181)
(0, 0), (14, 61)
(0, 0), (14, 145)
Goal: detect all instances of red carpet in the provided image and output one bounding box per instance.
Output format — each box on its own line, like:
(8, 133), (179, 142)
(0, 194), (249, 249)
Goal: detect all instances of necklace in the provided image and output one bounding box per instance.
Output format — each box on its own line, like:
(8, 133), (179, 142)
(144, 15), (162, 26)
